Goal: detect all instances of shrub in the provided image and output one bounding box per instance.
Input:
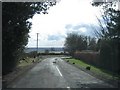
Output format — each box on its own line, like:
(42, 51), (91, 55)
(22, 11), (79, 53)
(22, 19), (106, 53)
(74, 51), (100, 67)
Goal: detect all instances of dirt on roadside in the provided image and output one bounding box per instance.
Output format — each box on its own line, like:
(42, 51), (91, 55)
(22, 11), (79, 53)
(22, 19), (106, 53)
(2, 57), (42, 88)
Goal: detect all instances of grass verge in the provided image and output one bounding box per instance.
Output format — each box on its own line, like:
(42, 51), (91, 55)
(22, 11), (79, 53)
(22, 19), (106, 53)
(64, 58), (120, 80)
(18, 57), (42, 67)
(3, 57), (43, 88)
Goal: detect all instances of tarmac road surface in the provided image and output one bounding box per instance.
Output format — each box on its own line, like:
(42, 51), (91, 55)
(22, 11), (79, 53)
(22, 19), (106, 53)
(7, 57), (115, 88)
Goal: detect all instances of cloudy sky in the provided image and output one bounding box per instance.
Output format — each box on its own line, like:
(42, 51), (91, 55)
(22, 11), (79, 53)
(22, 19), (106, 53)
(26, 0), (102, 48)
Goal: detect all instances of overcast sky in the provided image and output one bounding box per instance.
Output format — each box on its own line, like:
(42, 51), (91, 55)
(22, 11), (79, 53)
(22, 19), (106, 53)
(26, 0), (102, 48)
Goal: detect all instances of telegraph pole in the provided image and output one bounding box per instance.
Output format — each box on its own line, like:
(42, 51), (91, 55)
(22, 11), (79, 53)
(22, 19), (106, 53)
(36, 33), (39, 53)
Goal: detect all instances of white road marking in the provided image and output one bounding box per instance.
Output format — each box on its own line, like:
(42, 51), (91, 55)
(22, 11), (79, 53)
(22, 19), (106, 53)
(56, 66), (63, 77)
(67, 86), (70, 90)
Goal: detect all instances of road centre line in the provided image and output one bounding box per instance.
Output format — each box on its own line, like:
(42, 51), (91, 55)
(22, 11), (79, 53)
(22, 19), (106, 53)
(56, 66), (70, 89)
(67, 86), (70, 90)
(56, 66), (63, 77)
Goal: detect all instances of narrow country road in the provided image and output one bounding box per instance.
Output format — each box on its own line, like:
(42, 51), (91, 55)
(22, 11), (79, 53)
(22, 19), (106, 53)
(7, 57), (114, 88)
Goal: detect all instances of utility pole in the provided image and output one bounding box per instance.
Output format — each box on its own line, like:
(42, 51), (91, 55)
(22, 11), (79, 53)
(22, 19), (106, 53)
(36, 33), (39, 53)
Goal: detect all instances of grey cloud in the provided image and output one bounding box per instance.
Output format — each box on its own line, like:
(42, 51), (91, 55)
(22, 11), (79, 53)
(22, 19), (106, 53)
(72, 24), (91, 30)
(65, 24), (91, 31)
(72, 25), (81, 30)
(47, 34), (65, 41)
(65, 23), (102, 37)
(65, 24), (73, 30)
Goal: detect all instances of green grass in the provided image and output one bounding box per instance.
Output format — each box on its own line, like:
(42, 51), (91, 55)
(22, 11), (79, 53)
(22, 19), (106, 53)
(65, 58), (89, 68)
(18, 57), (42, 67)
(64, 58), (120, 80)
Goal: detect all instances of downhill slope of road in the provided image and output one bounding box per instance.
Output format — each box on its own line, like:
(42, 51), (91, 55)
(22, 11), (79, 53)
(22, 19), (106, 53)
(7, 57), (115, 88)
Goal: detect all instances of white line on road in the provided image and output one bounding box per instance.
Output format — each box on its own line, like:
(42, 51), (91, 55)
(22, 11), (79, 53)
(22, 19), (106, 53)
(67, 86), (70, 90)
(56, 66), (63, 77)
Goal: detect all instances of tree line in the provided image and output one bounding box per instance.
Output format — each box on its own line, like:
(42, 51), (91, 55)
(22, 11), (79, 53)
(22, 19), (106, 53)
(64, 1), (120, 74)
(93, 1), (120, 74)
(2, 2), (56, 75)
(64, 33), (98, 55)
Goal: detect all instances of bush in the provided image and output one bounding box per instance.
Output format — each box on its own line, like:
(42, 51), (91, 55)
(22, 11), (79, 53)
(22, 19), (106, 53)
(27, 51), (37, 58)
(74, 51), (100, 67)
(100, 39), (119, 73)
